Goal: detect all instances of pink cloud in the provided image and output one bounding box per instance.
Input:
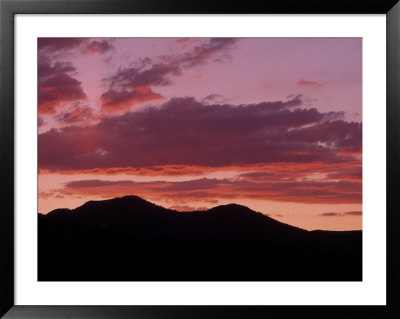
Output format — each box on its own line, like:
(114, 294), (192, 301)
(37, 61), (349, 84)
(297, 79), (325, 89)
(84, 40), (113, 54)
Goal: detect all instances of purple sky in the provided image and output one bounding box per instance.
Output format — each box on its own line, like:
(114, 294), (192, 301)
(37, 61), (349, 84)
(38, 38), (362, 230)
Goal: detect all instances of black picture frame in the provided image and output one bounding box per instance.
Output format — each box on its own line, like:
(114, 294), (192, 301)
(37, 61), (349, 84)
(1, 0), (399, 318)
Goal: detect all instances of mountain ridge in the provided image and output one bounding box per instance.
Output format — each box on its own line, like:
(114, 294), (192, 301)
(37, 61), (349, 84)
(38, 195), (362, 281)
(44, 195), (355, 233)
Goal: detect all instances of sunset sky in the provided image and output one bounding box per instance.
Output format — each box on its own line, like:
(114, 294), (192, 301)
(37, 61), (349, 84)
(38, 37), (362, 231)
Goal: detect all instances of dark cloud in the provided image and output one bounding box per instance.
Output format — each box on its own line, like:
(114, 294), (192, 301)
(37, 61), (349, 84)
(38, 38), (113, 55)
(57, 106), (93, 124)
(319, 212), (341, 217)
(38, 60), (86, 114)
(101, 85), (163, 111)
(177, 38), (237, 68)
(344, 211), (362, 216)
(319, 211), (362, 217)
(38, 95), (361, 181)
(38, 38), (86, 52)
(201, 94), (228, 104)
(284, 120), (362, 153)
(99, 63), (180, 111)
(100, 38), (238, 111)
(202, 94), (222, 101)
(111, 63), (181, 88)
(37, 38), (112, 118)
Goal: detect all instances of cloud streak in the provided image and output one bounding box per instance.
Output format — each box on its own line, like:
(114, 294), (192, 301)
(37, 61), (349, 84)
(57, 106), (94, 124)
(100, 38), (238, 111)
(297, 79), (325, 89)
(59, 176), (361, 204)
(319, 211), (362, 217)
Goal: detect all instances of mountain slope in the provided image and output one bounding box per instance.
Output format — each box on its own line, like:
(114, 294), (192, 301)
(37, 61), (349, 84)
(38, 195), (362, 281)
(44, 196), (307, 239)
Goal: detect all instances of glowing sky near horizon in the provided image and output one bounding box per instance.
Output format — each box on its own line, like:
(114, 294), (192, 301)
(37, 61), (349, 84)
(38, 37), (362, 230)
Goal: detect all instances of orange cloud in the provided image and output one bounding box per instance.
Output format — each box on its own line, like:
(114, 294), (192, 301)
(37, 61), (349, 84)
(58, 175), (361, 205)
(100, 86), (163, 111)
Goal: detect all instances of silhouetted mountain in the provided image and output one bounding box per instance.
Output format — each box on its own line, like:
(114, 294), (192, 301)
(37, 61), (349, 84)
(38, 195), (362, 281)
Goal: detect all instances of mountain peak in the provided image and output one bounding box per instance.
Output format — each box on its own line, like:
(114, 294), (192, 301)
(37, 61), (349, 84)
(78, 194), (152, 209)
(116, 195), (146, 201)
(208, 203), (259, 215)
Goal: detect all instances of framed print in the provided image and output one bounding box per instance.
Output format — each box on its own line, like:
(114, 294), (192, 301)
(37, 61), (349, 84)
(1, 0), (399, 318)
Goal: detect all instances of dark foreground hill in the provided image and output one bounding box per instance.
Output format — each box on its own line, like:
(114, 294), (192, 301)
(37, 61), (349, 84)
(38, 195), (362, 281)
